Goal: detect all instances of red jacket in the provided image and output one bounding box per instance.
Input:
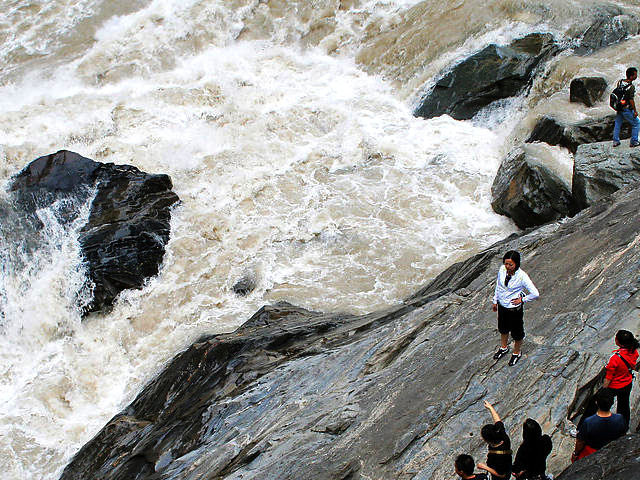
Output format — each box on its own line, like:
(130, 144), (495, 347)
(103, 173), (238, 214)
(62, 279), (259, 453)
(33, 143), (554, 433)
(605, 348), (639, 389)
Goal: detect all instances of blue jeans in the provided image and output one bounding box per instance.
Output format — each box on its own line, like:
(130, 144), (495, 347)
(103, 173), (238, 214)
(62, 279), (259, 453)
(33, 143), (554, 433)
(613, 108), (640, 143)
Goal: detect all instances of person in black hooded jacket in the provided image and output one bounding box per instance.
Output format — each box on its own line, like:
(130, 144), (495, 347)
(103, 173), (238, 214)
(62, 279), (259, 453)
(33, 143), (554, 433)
(512, 418), (552, 480)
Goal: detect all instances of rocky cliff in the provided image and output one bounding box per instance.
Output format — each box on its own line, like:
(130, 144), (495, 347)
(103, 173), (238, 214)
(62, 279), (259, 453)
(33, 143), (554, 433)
(60, 182), (640, 479)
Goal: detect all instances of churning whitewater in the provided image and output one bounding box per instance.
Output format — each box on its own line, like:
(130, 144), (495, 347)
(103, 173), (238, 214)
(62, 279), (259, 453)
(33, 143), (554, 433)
(2, 0), (639, 478)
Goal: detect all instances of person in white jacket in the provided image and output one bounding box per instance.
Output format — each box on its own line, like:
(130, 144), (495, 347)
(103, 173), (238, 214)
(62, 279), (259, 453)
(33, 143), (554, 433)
(491, 250), (539, 366)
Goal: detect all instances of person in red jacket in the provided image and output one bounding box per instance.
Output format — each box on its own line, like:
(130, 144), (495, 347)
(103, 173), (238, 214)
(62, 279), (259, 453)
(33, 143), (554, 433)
(604, 329), (639, 428)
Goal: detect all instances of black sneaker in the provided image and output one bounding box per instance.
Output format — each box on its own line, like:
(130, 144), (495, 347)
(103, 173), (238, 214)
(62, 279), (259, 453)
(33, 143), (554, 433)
(631, 142), (640, 148)
(508, 353), (522, 366)
(493, 347), (509, 360)
(613, 141), (621, 147)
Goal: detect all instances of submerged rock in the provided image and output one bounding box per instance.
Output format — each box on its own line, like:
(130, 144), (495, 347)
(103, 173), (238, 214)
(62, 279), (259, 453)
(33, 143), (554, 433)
(60, 183), (640, 479)
(490, 147), (579, 229)
(569, 77), (607, 107)
(414, 33), (559, 120)
(10, 150), (180, 314)
(572, 141), (640, 209)
(526, 115), (630, 154)
(232, 275), (257, 297)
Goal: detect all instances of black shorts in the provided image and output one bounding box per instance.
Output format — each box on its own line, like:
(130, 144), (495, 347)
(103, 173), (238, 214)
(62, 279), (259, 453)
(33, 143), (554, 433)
(497, 303), (525, 341)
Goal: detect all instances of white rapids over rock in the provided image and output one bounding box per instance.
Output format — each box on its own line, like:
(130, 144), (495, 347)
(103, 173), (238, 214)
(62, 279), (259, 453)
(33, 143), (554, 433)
(1, 0), (640, 478)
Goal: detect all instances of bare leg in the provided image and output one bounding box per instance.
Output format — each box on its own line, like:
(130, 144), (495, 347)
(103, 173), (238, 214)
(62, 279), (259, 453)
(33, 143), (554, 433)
(501, 333), (509, 349)
(513, 340), (522, 355)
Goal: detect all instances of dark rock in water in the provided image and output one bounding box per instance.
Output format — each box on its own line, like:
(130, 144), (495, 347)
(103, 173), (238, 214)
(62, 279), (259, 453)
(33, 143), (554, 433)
(491, 148), (579, 229)
(526, 115), (631, 153)
(576, 8), (640, 55)
(232, 275), (256, 296)
(569, 77), (607, 107)
(414, 33), (560, 120)
(59, 182), (640, 479)
(555, 433), (640, 480)
(572, 141), (640, 209)
(10, 150), (180, 314)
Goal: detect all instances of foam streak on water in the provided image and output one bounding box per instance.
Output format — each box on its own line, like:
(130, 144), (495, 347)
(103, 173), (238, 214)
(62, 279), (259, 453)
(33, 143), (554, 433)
(5, 0), (635, 478)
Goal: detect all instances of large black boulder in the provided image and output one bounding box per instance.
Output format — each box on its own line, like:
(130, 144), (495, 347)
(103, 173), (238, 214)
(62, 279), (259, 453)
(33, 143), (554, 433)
(569, 77), (608, 107)
(414, 33), (559, 120)
(491, 147), (579, 229)
(526, 115), (631, 154)
(10, 150), (180, 314)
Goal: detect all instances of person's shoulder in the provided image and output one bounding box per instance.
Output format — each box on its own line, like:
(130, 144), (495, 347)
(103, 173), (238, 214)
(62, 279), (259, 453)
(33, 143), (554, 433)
(611, 413), (627, 427)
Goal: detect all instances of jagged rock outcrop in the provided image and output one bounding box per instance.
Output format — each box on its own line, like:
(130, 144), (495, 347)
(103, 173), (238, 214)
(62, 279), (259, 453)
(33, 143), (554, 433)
(490, 147), (579, 229)
(576, 7), (640, 55)
(414, 33), (560, 120)
(60, 184), (640, 480)
(572, 141), (640, 209)
(555, 433), (640, 480)
(10, 150), (180, 314)
(569, 77), (607, 107)
(526, 115), (630, 154)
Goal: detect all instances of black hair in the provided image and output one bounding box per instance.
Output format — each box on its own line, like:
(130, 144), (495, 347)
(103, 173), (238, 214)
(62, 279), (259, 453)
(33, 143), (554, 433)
(595, 388), (615, 411)
(503, 250), (521, 270)
(522, 418), (542, 443)
(627, 67), (638, 79)
(455, 454), (475, 476)
(481, 423), (502, 444)
(616, 330), (640, 351)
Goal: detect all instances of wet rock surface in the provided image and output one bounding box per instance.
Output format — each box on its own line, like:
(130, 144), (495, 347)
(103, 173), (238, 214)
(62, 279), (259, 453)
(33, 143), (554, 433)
(576, 7), (640, 55)
(556, 433), (640, 480)
(526, 115), (630, 154)
(490, 147), (579, 229)
(60, 184), (640, 480)
(569, 77), (607, 107)
(10, 150), (180, 314)
(572, 141), (640, 209)
(414, 33), (559, 120)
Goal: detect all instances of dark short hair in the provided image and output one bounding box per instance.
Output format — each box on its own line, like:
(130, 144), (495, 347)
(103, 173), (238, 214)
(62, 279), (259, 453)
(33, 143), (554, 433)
(455, 454), (475, 476)
(481, 423), (502, 444)
(522, 418), (542, 442)
(503, 250), (521, 270)
(627, 67), (638, 78)
(595, 388), (615, 411)
(616, 330), (640, 351)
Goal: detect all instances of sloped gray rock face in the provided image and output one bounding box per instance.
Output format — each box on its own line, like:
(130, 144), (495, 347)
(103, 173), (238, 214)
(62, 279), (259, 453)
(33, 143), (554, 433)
(576, 8), (640, 55)
(572, 141), (640, 209)
(10, 150), (180, 314)
(556, 433), (640, 480)
(60, 185), (640, 480)
(526, 115), (630, 154)
(490, 148), (579, 229)
(569, 77), (607, 107)
(414, 34), (559, 120)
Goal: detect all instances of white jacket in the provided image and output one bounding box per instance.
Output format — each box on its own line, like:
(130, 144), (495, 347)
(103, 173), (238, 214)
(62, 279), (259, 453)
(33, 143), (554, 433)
(492, 265), (539, 308)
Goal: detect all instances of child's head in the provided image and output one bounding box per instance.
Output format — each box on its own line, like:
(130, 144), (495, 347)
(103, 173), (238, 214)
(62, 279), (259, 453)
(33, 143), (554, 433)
(616, 330), (640, 351)
(455, 454), (475, 477)
(481, 423), (503, 445)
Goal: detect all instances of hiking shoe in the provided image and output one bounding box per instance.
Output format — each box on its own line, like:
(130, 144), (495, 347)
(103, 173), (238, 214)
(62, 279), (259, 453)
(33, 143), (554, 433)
(493, 347), (509, 360)
(613, 141), (621, 147)
(631, 142), (640, 148)
(508, 353), (522, 366)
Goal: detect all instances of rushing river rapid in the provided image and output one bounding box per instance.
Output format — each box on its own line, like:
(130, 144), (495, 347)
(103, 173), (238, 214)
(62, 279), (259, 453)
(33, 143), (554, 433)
(1, 1), (640, 478)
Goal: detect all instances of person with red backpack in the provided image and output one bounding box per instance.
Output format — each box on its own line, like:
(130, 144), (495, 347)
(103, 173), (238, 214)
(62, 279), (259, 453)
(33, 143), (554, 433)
(603, 329), (639, 428)
(612, 67), (640, 147)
